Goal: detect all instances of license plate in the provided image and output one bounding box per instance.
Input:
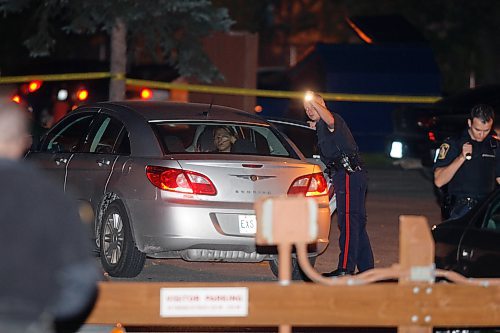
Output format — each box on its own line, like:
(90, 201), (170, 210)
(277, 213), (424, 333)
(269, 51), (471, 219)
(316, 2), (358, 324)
(238, 215), (257, 234)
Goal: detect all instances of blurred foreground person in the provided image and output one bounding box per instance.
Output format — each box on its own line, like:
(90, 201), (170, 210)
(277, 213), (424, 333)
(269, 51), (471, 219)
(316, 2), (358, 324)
(0, 99), (100, 333)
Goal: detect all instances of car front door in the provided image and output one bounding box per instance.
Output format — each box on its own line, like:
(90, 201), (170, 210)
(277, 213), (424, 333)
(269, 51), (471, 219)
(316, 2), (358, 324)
(65, 114), (126, 214)
(25, 112), (96, 190)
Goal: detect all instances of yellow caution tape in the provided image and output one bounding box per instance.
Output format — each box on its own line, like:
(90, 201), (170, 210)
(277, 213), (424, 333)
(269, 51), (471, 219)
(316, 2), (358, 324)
(0, 72), (441, 104)
(112, 72), (126, 80)
(0, 72), (111, 83)
(126, 78), (441, 104)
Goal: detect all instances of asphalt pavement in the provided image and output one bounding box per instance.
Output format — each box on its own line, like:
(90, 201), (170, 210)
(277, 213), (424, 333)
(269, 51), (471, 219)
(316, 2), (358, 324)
(317, 165), (442, 273)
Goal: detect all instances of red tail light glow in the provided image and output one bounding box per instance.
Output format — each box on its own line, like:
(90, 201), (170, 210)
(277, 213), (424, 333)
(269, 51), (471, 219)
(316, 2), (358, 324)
(146, 166), (217, 195)
(76, 89), (89, 101)
(428, 131), (436, 141)
(288, 172), (328, 197)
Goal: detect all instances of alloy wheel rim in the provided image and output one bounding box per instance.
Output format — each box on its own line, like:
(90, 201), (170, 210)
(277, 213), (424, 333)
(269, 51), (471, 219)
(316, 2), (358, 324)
(103, 212), (124, 265)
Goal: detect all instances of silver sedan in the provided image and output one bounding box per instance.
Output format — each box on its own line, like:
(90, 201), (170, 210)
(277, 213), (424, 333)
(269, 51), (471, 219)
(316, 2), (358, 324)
(26, 101), (331, 279)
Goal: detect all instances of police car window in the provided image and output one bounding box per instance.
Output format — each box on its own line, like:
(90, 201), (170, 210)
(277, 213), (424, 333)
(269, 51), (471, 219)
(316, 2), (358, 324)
(43, 114), (94, 153)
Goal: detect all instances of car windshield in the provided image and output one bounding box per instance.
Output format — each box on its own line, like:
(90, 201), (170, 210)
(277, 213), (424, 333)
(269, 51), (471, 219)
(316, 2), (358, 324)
(151, 121), (296, 158)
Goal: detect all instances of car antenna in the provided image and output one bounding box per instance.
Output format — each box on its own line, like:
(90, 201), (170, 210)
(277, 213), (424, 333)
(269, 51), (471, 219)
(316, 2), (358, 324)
(203, 96), (215, 118)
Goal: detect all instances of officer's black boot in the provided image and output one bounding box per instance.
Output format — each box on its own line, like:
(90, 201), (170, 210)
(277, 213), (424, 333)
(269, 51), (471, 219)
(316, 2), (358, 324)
(321, 268), (354, 277)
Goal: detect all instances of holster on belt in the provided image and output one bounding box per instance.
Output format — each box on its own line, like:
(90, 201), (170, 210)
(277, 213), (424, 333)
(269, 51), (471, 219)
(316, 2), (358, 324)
(326, 153), (362, 175)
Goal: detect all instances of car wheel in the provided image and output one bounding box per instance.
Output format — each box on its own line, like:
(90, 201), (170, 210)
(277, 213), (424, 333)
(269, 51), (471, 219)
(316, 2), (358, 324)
(100, 201), (146, 277)
(269, 256), (316, 281)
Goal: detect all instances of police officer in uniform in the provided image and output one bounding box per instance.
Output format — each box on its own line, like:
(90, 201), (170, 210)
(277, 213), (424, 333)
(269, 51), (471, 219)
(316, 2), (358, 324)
(434, 104), (500, 220)
(304, 92), (374, 276)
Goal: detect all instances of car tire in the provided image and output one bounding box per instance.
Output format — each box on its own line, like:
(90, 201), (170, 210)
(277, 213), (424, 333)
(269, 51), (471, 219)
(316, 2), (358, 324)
(99, 201), (146, 277)
(269, 256), (316, 281)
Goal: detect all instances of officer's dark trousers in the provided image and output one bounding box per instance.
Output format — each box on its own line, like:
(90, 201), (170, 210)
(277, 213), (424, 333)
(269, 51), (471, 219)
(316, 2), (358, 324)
(332, 168), (374, 273)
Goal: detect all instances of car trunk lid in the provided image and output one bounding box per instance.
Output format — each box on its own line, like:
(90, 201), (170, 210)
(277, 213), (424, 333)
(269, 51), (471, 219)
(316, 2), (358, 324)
(175, 156), (319, 203)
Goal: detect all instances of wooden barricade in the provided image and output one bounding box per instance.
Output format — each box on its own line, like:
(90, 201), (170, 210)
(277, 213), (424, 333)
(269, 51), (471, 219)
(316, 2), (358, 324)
(87, 282), (500, 328)
(85, 215), (500, 332)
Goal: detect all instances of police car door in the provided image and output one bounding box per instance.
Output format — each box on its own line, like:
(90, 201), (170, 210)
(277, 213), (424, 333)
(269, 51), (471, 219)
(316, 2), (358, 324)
(458, 190), (500, 277)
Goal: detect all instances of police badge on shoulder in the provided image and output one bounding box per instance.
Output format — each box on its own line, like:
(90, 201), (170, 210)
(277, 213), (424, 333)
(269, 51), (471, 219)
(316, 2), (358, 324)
(437, 143), (450, 160)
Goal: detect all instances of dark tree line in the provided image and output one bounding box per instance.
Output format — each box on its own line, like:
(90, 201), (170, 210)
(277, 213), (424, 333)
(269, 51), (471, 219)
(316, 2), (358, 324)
(0, 0), (233, 99)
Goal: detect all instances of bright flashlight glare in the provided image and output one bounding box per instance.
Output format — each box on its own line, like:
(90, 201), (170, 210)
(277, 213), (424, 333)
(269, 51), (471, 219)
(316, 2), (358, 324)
(304, 91), (314, 102)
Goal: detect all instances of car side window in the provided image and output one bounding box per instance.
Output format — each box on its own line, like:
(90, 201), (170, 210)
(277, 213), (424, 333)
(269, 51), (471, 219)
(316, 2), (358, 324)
(115, 129), (131, 156)
(42, 114), (95, 153)
(272, 123), (319, 158)
(482, 194), (500, 232)
(89, 116), (124, 154)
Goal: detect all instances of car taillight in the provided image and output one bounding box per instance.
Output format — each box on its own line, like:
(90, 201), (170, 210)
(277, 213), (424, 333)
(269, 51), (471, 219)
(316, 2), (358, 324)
(287, 172), (328, 197)
(146, 166), (217, 195)
(428, 131), (436, 141)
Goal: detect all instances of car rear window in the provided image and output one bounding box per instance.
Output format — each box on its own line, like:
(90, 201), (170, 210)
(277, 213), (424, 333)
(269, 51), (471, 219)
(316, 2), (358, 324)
(151, 121), (296, 158)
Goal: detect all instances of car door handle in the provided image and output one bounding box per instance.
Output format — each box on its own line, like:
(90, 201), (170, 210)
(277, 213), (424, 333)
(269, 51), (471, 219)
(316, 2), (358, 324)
(460, 247), (474, 261)
(96, 158), (111, 167)
(54, 157), (68, 166)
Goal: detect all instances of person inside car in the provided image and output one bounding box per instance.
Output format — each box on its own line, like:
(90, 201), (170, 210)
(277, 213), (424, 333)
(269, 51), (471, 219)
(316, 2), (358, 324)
(213, 126), (237, 152)
(213, 126), (258, 154)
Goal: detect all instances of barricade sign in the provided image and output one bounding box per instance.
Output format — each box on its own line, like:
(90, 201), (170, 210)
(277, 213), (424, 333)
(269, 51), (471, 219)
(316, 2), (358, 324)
(160, 287), (249, 317)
